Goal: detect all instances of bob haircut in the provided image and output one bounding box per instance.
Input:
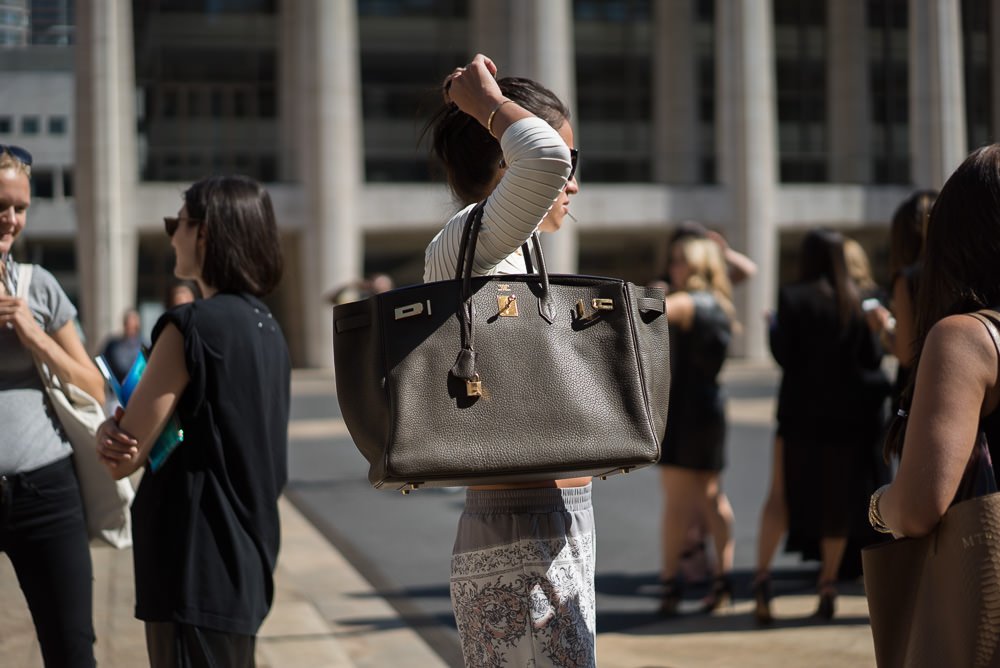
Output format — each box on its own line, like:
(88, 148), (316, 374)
(182, 175), (283, 297)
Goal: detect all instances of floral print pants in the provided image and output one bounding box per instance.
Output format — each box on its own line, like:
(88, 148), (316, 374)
(451, 485), (596, 668)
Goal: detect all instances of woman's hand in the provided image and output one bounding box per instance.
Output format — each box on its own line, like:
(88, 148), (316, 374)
(97, 407), (140, 475)
(0, 294), (41, 345)
(443, 54), (504, 123)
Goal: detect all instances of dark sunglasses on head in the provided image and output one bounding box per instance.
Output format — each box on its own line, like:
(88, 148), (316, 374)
(0, 145), (33, 166)
(499, 148), (579, 179)
(163, 216), (201, 237)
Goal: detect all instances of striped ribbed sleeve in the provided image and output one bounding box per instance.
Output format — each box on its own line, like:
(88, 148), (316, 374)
(423, 117), (571, 282)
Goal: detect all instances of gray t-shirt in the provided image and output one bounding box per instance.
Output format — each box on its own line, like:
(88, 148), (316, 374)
(0, 264), (77, 473)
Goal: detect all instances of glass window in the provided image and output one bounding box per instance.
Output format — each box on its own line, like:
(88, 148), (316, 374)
(868, 0), (909, 184)
(774, 0), (828, 183)
(358, 8), (468, 182)
(21, 116), (40, 135)
(0, 116), (11, 133)
(48, 116), (67, 135)
(133, 4), (281, 182)
(574, 0), (654, 183)
(31, 169), (54, 198)
(962, 0), (991, 150)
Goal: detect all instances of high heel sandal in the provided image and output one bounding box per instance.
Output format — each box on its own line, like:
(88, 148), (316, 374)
(752, 573), (773, 626)
(702, 574), (733, 613)
(815, 581), (837, 621)
(658, 576), (683, 616)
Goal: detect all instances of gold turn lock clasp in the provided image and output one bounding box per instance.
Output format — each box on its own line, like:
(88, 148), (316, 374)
(394, 300), (432, 320)
(576, 298), (615, 320)
(465, 374), (483, 397)
(497, 294), (519, 317)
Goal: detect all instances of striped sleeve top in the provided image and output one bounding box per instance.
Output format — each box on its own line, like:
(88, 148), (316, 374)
(423, 117), (571, 283)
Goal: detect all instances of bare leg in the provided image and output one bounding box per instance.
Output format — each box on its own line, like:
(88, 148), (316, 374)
(816, 536), (847, 620)
(700, 471), (734, 575)
(755, 435), (787, 575)
(659, 466), (694, 581)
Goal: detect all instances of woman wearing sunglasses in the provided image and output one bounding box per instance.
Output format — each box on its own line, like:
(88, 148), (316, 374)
(97, 175), (290, 667)
(425, 54), (591, 667)
(0, 145), (103, 666)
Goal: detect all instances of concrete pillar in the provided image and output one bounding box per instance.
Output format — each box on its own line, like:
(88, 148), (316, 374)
(296, 0), (363, 367)
(909, 0), (967, 188)
(74, 0), (137, 351)
(652, 0), (699, 184)
(828, 0), (872, 182)
(716, 0), (778, 360)
(470, 0), (578, 274)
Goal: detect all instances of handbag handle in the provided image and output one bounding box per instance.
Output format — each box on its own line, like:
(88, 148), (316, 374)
(449, 202), (555, 392)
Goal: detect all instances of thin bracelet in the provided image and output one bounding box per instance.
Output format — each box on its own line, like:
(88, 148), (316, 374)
(487, 99), (513, 138)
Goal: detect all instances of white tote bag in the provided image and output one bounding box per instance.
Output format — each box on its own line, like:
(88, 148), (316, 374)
(18, 264), (133, 548)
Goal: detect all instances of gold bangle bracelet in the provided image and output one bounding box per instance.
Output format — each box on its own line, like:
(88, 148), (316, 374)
(487, 99), (513, 138)
(868, 484), (893, 534)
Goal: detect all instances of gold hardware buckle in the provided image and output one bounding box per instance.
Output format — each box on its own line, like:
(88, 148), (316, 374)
(394, 301), (432, 320)
(592, 298), (614, 311)
(497, 294), (519, 317)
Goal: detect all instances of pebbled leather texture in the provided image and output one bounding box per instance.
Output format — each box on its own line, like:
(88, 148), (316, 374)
(863, 449), (1000, 667)
(332, 274), (669, 491)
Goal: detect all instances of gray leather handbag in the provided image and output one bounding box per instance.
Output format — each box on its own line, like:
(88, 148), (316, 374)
(332, 202), (669, 491)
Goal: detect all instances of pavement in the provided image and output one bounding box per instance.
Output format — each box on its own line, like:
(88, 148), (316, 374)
(0, 363), (879, 667)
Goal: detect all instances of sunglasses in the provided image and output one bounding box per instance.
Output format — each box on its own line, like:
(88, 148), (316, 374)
(499, 148), (579, 180)
(0, 145), (33, 166)
(163, 216), (201, 237)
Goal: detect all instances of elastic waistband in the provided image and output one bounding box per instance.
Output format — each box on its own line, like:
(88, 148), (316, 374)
(464, 484), (592, 514)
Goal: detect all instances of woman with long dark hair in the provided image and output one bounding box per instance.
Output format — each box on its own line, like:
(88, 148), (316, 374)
(874, 145), (1000, 535)
(754, 228), (887, 622)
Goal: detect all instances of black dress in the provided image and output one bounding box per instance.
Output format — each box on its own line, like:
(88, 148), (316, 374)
(660, 291), (731, 472)
(771, 280), (889, 558)
(132, 293), (291, 635)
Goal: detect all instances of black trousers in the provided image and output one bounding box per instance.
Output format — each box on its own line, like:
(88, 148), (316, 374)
(0, 456), (96, 668)
(146, 622), (257, 668)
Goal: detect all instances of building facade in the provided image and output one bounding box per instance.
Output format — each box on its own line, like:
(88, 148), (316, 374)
(2, 0), (993, 365)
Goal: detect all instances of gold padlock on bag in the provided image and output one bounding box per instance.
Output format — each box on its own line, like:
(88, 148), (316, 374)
(465, 374), (483, 397)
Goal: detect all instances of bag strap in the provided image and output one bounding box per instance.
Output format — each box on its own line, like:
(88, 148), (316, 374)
(16, 264), (51, 387)
(450, 203), (557, 389)
(16, 262), (31, 299)
(956, 309), (1000, 500)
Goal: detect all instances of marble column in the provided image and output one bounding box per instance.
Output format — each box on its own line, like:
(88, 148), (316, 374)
(909, 0), (967, 188)
(74, 0), (137, 350)
(295, 0), (364, 367)
(716, 0), (778, 360)
(828, 0), (872, 183)
(652, 0), (699, 184)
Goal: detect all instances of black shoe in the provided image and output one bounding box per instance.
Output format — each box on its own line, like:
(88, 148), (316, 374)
(702, 574), (733, 613)
(658, 576), (683, 616)
(815, 581), (837, 621)
(752, 573), (773, 626)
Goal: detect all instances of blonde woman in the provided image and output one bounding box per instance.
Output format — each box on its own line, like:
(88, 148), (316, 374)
(657, 236), (736, 615)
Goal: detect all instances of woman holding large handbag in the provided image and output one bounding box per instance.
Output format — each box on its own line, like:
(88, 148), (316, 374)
(867, 145), (1000, 666)
(425, 54), (592, 667)
(0, 145), (104, 667)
